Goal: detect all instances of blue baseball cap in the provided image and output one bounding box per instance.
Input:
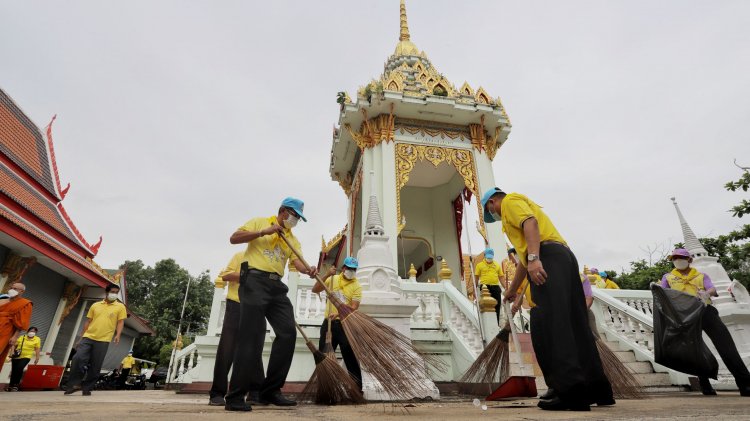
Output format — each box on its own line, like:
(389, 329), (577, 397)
(481, 187), (505, 223)
(280, 197), (307, 222)
(599, 271), (608, 278)
(343, 256), (359, 269)
(484, 248), (495, 259)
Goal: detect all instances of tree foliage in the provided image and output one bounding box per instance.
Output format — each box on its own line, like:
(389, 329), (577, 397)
(120, 259), (212, 364)
(725, 164), (750, 218)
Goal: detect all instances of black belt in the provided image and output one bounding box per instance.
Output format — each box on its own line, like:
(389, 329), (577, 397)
(248, 268), (281, 281)
(540, 240), (568, 249)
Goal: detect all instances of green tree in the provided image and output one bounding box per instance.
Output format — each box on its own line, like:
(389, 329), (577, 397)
(725, 161), (750, 218)
(611, 258), (673, 290)
(121, 259), (212, 364)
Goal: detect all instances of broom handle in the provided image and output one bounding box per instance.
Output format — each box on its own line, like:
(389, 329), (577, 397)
(503, 300), (524, 367)
(295, 322), (312, 343)
(461, 189), (487, 347)
(277, 230), (335, 297)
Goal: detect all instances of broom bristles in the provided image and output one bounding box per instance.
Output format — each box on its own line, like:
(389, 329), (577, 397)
(595, 337), (646, 399)
(459, 334), (510, 384)
(340, 310), (446, 401)
(300, 355), (366, 405)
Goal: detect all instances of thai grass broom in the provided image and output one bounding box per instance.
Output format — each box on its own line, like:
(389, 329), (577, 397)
(589, 311), (645, 399)
(460, 282), (528, 384)
(279, 231), (446, 401)
(295, 323), (366, 405)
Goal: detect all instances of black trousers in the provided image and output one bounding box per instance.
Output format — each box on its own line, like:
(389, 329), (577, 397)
(67, 338), (110, 392)
(529, 243), (612, 406)
(698, 305), (750, 388)
(482, 284), (502, 323)
(210, 299), (241, 398)
(9, 358), (31, 386)
(225, 271), (296, 404)
(118, 368), (131, 389)
(319, 319), (362, 389)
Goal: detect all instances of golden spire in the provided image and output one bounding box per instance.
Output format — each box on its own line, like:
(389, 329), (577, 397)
(394, 0), (419, 56)
(399, 0), (410, 41)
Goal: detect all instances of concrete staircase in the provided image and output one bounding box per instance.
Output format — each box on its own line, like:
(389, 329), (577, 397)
(604, 340), (688, 393)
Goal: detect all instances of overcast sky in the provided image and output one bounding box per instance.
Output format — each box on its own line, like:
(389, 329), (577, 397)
(2, 0), (749, 278)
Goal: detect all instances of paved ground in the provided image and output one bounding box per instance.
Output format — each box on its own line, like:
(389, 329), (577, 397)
(0, 390), (748, 420)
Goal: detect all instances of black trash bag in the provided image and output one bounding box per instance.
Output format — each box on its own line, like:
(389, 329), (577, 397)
(651, 283), (718, 379)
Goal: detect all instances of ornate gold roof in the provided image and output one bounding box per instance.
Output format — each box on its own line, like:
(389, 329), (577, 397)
(356, 0), (508, 114)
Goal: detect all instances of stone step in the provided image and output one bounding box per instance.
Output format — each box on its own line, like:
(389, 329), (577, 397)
(613, 350), (636, 363)
(633, 372), (672, 386)
(623, 361), (654, 374)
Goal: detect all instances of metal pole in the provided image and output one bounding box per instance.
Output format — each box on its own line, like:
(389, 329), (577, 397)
(166, 277), (192, 385)
(462, 190), (487, 347)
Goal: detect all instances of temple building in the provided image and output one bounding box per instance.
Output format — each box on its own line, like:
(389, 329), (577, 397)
(0, 87), (153, 384)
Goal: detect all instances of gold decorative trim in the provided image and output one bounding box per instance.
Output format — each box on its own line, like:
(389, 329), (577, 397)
(322, 226), (348, 254)
(344, 108), (396, 151)
(395, 143), (485, 235)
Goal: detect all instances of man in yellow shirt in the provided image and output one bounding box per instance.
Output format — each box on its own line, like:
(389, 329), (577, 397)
(118, 351), (136, 389)
(224, 197), (318, 412)
(65, 283), (127, 396)
(600, 272), (620, 289)
(474, 248), (504, 322)
(6, 326), (41, 391)
(312, 256), (363, 390)
(209, 252), (252, 406)
(482, 187), (612, 412)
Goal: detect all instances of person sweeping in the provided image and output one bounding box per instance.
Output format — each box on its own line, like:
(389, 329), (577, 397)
(223, 197), (318, 412)
(312, 257), (363, 392)
(482, 187), (613, 411)
(474, 248), (504, 322)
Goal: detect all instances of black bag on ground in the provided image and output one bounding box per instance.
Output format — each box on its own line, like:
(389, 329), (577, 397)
(651, 283), (718, 379)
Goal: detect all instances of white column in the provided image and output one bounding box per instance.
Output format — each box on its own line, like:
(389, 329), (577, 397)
(41, 297), (68, 357)
(62, 301), (89, 366)
(473, 151), (504, 252)
(206, 285), (226, 336)
(381, 141), (399, 267)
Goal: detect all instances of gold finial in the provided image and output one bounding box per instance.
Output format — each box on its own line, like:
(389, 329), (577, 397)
(479, 285), (498, 313)
(583, 265), (590, 275)
(399, 0), (410, 41)
(408, 263), (417, 278)
(438, 260), (452, 281)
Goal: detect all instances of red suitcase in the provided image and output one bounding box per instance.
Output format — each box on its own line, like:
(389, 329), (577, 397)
(20, 365), (64, 390)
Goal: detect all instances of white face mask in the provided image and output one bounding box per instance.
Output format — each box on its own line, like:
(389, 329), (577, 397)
(486, 259), (493, 263)
(343, 269), (356, 280)
(673, 260), (689, 270)
(490, 211), (501, 221)
(27, 332), (36, 338)
(283, 214), (299, 229)
(7, 289), (19, 298)
(107, 293), (119, 302)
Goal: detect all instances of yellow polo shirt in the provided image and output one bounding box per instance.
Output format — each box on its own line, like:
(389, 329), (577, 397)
(121, 355), (136, 369)
(500, 193), (566, 266)
(238, 216), (302, 276)
(475, 260), (503, 286)
(604, 279), (620, 289)
(14, 335), (41, 359)
(218, 252), (245, 303)
(83, 300), (127, 342)
(324, 274), (362, 318)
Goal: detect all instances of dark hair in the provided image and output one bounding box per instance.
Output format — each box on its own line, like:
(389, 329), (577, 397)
(105, 283), (120, 293)
(28, 326), (38, 332)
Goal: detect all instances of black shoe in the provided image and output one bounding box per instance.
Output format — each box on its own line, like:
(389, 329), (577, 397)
(537, 397), (590, 411)
(64, 388), (77, 395)
(260, 391), (297, 407)
(208, 395), (225, 406)
(539, 388), (556, 400)
(699, 378), (717, 396)
(224, 401), (252, 412)
(595, 397), (616, 406)
(246, 391), (265, 405)
(82, 390), (92, 396)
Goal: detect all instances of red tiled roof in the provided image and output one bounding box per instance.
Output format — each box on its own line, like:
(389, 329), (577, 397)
(0, 89), (58, 198)
(0, 206), (111, 286)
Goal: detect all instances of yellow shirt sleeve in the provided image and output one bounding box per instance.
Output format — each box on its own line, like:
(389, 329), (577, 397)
(474, 261), (483, 277)
(351, 283), (363, 302)
(86, 304), (96, 320)
(118, 304), (128, 321)
(496, 262), (504, 277)
(503, 195), (536, 230)
(220, 252), (243, 278)
(238, 217), (263, 232)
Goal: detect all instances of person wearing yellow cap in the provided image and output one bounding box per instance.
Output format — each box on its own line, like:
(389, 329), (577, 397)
(224, 197), (318, 412)
(474, 248), (504, 322)
(313, 256), (363, 390)
(482, 187), (612, 412)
